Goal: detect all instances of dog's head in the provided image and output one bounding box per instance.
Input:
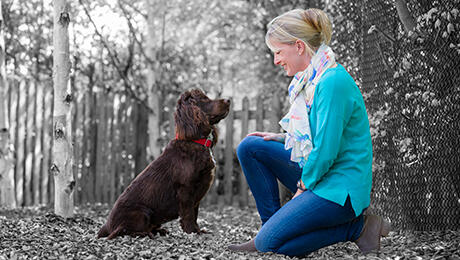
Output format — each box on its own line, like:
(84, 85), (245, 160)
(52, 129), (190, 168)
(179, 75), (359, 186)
(175, 89), (230, 140)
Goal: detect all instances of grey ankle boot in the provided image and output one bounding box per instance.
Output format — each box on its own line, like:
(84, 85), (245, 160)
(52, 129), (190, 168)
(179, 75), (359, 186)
(228, 238), (257, 252)
(355, 214), (391, 254)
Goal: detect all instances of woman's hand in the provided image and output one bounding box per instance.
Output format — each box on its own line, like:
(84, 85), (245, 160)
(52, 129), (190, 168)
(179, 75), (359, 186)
(247, 132), (285, 143)
(292, 189), (304, 199)
(292, 180), (306, 199)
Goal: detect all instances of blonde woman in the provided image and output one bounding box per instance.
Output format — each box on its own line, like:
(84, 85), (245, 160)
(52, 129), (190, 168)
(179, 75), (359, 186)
(228, 8), (390, 256)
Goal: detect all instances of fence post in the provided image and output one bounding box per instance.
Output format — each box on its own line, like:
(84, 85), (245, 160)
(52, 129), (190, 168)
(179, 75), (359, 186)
(224, 98), (234, 206)
(256, 96), (263, 131)
(239, 97), (249, 208)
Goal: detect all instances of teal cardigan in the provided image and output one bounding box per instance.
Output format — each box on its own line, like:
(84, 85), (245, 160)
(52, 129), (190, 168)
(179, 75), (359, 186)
(301, 64), (372, 217)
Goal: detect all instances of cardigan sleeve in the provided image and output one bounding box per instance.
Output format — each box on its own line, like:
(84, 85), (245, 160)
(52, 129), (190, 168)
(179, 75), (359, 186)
(301, 74), (354, 190)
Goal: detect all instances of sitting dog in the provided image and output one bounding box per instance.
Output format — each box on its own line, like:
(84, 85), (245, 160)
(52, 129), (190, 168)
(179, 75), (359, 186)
(97, 89), (230, 239)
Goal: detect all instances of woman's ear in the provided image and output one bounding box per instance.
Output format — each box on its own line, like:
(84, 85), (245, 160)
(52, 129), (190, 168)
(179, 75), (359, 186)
(295, 39), (305, 55)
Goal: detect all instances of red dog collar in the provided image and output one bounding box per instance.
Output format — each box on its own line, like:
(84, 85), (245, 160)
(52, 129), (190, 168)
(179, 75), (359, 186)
(192, 138), (213, 147)
(175, 133), (213, 147)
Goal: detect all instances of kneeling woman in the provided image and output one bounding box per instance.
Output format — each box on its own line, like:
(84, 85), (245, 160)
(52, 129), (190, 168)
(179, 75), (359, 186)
(228, 8), (390, 257)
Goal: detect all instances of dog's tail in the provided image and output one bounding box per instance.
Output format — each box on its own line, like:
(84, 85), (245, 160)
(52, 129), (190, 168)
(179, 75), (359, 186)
(106, 225), (125, 240)
(97, 224), (110, 238)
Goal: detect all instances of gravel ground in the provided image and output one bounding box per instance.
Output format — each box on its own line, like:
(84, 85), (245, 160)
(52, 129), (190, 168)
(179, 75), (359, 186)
(0, 205), (459, 259)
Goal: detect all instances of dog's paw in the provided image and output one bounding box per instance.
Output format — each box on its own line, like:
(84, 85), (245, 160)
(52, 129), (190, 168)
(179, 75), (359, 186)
(152, 228), (169, 236)
(198, 229), (211, 234)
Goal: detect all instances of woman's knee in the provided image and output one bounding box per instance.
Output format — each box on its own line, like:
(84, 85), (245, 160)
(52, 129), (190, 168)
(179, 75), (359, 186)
(236, 135), (262, 159)
(254, 230), (281, 253)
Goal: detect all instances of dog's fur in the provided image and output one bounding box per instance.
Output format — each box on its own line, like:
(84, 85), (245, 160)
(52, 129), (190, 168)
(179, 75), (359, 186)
(97, 89), (230, 239)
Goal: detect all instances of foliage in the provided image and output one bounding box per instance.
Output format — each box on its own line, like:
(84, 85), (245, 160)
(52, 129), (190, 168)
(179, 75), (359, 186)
(370, 0), (460, 167)
(2, 0), (53, 81)
(326, 0), (362, 82)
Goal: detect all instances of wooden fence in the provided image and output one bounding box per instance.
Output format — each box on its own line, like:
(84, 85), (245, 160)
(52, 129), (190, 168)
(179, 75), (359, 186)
(5, 79), (282, 208)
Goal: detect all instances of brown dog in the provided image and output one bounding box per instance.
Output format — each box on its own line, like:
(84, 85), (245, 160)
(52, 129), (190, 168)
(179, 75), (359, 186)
(97, 89), (230, 239)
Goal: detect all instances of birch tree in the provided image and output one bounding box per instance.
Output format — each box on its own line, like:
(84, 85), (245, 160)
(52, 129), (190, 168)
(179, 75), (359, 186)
(52, 0), (74, 217)
(0, 0), (16, 208)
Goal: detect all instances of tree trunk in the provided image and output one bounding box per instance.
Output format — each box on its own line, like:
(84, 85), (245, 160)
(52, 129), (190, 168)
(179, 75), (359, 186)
(145, 0), (164, 160)
(0, 0), (16, 208)
(394, 0), (416, 33)
(52, 0), (74, 218)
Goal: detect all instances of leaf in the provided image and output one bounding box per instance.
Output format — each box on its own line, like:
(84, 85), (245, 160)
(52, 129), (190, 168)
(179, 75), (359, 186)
(452, 8), (459, 18)
(435, 19), (442, 29)
(447, 23), (455, 34)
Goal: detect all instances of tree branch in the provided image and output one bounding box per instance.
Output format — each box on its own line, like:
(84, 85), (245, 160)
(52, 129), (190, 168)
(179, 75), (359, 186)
(78, 0), (153, 112)
(117, 0), (155, 65)
(394, 0), (417, 33)
(118, 0), (147, 20)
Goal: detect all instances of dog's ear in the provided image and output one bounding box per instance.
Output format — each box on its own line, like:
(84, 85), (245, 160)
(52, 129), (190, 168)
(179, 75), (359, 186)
(175, 92), (211, 140)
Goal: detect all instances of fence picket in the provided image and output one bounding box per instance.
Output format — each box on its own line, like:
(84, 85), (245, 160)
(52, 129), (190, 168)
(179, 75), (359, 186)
(95, 91), (107, 203)
(24, 81), (34, 206)
(256, 96), (263, 131)
(103, 93), (114, 204)
(87, 88), (97, 203)
(238, 97), (249, 208)
(33, 83), (43, 205)
(113, 94), (125, 203)
(224, 98), (234, 206)
(79, 91), (91, 204)
(8, 80), (18, 204)
(41, 85), (53, 205)
(73, 91), (85, 205)
(134, 102), (148, 175)
(15, 81), (27, 206)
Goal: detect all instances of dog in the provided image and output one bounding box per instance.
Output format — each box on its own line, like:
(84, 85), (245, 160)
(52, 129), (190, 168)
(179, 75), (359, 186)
(97, 89), (230, 239)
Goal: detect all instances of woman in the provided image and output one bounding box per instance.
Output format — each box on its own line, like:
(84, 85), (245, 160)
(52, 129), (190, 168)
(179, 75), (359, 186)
(228, 8), (390, 257)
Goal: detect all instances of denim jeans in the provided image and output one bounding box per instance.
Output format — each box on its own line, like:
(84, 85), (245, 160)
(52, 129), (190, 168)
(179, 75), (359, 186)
(236, 136), (364, 256)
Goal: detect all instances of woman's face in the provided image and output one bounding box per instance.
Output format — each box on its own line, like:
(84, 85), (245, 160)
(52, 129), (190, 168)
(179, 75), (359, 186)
(270, 39), (311, 76)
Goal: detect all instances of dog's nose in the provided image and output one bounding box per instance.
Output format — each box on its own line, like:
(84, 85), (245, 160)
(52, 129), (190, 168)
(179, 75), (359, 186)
(223, 99), (231, 105)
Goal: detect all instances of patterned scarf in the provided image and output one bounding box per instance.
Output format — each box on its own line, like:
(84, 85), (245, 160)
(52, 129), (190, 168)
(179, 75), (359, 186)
(279, 44), (336, 168)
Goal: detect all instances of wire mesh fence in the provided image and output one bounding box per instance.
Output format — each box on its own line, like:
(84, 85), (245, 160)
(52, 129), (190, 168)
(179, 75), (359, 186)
(332, 0), (460, 230)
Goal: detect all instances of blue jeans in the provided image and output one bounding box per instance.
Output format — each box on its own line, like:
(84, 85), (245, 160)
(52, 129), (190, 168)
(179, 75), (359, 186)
(236, 136), (364, 256)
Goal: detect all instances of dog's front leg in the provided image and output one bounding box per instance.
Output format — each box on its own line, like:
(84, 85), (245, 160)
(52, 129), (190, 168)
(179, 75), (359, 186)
(177, 188), (200, 234)
(193, 204), (208, 233)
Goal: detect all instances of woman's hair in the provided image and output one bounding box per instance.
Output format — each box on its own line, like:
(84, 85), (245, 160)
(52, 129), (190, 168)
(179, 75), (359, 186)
(265, 8), (332, 56)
